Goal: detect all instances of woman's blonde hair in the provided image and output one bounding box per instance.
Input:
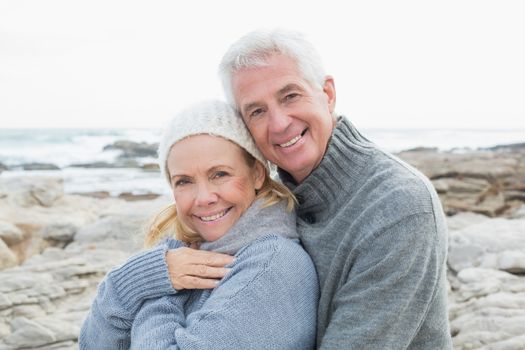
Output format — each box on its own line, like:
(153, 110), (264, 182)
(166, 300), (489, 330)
(144, 150), (295, 248)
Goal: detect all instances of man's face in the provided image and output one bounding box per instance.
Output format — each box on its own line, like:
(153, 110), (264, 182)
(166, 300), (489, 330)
(232, 54), (336, 183)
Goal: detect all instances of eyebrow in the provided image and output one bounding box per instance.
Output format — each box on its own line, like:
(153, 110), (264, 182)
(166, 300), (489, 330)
(241, 83), (305, 115)
(277, 83), (304, 96)
(170, 165), (235, 179)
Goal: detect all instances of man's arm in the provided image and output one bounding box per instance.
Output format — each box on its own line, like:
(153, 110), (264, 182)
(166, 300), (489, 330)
(320, 212), (449, 349)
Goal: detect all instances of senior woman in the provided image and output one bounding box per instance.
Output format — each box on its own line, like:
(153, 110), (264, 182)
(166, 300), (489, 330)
(79, 100), (318, 349)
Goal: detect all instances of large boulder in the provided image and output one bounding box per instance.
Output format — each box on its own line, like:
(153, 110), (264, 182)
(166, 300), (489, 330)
(103, 140), (158, 158)
(0, 239), (17, 270)
(448, 218), (525, 273)
(74, 214), (148, 252)
(449, 268), (525, 349)
(0, 221), (24, 246)
(21, 163), (60, 171)
(1, 177), (65, 208)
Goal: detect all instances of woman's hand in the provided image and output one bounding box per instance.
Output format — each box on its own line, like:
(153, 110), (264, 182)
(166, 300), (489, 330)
(166, 247), (234, 290)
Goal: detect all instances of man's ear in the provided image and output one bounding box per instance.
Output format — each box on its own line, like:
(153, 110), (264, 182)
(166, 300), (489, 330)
(323, 76), (336, 114)
(253, 162), (266, 191)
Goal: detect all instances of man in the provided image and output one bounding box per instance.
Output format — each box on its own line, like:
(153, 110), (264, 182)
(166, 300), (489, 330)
(168, 29), (451, 349)
(217, 29), (452, 349)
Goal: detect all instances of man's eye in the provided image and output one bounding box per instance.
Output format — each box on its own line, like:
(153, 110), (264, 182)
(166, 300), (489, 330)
(249, 108), (264, 118)
(285, 93), (299, 101)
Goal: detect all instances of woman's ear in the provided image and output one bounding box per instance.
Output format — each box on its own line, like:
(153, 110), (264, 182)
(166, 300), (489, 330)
(253, 162), (266, 191)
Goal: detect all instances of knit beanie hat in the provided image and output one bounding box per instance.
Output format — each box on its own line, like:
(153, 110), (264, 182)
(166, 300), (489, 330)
(158, 100), (268, 184)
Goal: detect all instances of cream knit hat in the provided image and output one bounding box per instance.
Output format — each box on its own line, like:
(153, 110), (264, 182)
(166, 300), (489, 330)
(158, 100), (268, 184)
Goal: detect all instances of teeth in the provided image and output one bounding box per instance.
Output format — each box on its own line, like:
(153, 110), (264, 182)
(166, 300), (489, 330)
(279, 134), (301, 148)
(199, 209), (228, 222)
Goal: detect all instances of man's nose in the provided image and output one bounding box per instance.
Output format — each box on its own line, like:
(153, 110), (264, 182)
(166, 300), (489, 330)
(268, 106), (292, 134)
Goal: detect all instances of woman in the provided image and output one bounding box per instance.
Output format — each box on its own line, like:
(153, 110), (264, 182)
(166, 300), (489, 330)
(79, 100), (318, 349)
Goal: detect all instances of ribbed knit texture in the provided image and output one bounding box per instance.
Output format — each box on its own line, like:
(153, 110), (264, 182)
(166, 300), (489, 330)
(279, 117), (452, 349)
(79, 199), (318, 349)
(157, 100), (268, 184)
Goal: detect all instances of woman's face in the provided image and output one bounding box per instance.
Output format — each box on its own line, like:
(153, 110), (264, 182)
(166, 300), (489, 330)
(167, 134), (265, 242)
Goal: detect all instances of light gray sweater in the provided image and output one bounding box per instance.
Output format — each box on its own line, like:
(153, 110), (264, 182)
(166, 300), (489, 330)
(79, 200), (318, 349)
(279, 117), (452, 349)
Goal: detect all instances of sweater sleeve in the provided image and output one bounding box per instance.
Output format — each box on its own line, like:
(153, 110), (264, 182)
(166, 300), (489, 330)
(79, 239), (184, 350)
(319, 212), (448, 349)
(129, 235), (319, 350)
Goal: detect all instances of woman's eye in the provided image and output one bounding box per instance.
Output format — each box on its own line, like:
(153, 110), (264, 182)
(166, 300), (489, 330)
(174, 179), (190, 187)
(213, 171), (229, 179)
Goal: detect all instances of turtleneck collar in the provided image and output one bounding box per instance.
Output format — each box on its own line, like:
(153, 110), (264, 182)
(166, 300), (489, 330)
(199, 198), (297, 255)
(277, 116), (377, 219)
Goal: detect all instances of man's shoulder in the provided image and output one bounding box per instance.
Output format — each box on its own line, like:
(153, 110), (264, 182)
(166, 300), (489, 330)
(337, 147), (445, 235)
(367, 147), (438, 201)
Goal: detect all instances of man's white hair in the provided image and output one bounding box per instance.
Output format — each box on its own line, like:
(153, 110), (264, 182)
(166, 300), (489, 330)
(218, 28), (327, 109)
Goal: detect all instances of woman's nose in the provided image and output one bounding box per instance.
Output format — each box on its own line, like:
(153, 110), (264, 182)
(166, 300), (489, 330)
(195, 182), (218, 206)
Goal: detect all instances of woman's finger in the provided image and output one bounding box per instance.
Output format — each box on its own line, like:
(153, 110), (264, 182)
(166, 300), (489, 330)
(180, 276), (220, 290)
(178, 248), (235, 267)
(167, 248), (234, 267)
(165, 248), (234, 290)
(185, 264), (231, 279)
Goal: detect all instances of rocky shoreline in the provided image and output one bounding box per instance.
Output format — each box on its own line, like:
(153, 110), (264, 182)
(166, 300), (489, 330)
(0, 143), (524, 349)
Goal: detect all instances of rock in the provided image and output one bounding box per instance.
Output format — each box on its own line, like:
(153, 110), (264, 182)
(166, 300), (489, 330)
(448, 218), (525, 273)
(29, 178), (64, 207)
(397, 148), (525, 218)
(446, 212), (491, 232)
(0, 191), (171, 348)
(482, 142), (525, 152)
(11, 304), (46, 319)
(142, 163), (160, 171)
(68, 161), (115, 168)
(69, 159), (140, 168)
(21, 163), (60, 171)
(512, 205), (525, 219)
(450, 268), (524, 302)
(74, 215), (146, 252)
(4, 317), (57, 348)
(72, 191), (111, 199)
(103, 140), (158, 158)
(498, 250), (525, 274)
(0, 163), (8, 172)
(39, 224), (77, 245)
(118, 192), (161, 201)
(449, 290), (525, 349)
(439, 178), (491, 194)
(401, 146), (438, 153)
(504, 190), (525, 201)
(397, 151), (518, 180)
(0, 222), (24, 246)
(0, 240), (17, 270)
(3, 177), (65, 208)
(0, 291), (13, 310)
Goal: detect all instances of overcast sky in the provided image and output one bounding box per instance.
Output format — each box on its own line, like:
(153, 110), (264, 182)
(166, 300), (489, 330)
(1, 0), (524, 129)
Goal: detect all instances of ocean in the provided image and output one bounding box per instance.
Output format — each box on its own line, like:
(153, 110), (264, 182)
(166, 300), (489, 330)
(1, 128), (524, 197)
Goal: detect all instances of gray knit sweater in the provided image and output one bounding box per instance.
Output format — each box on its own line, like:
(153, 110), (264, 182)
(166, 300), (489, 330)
(279, 117), (452, 349)
(79, 199), (318, 349)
